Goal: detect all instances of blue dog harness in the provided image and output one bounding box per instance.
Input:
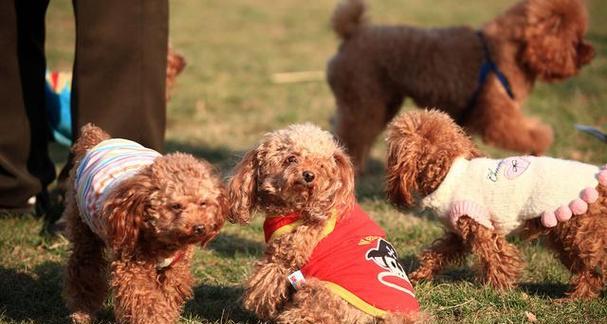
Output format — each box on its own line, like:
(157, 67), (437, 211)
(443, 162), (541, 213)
(458, 31), (515, 124)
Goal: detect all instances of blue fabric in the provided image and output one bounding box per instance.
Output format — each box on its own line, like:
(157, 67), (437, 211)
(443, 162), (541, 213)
(45, 72), (73, 146)
(459, 32), (515, 123)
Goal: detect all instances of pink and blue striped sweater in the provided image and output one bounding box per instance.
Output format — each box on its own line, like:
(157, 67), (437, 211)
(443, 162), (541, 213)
(74, 138), (161, 239)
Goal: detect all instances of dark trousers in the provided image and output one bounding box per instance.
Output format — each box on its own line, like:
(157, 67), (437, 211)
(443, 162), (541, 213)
(0, 0), (168, 208)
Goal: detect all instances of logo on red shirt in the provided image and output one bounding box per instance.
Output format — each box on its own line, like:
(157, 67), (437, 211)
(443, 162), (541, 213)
(365, 239), (415, 298)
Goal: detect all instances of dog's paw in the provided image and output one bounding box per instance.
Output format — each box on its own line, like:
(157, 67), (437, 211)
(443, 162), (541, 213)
(409, 269), (432, 284)
(527, 120), (554, 155)
(69, 312), (93, 324)
(242, 262), (290, 319)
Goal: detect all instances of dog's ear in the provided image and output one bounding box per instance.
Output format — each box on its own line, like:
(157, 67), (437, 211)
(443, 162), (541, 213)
(385, 110), (480, 208)
(333, 149), (356, 210)
(227, 149), (258, 224)
(212, 184), (228, 238)
(200, 186), (228, 248)
(102, 174), (152, 255)
(203, 164), (228, 245)
(522, 0), (593, 81)
(385, 132), (420, 209)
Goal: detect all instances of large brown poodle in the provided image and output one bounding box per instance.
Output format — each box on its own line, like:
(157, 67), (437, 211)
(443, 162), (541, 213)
(228, 124), (422, 323)
(328, 0), (595, 173)
(63, 124), (226, 324)
(385, 110), (607, 299)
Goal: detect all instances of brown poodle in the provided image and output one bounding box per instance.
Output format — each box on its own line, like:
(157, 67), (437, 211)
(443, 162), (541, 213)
(228, 124), (422, 323)
(328, 0), (595, 173)
(385, 110), (607, 299)
(62, 124), (226, 324)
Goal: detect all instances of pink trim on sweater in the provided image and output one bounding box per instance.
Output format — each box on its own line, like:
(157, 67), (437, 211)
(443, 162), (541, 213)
(555, 205), (572, 222)
(543, 183), (601, 228)
(449, 200), (493, 230)
(541, 211), (557, 228)
(569, 199), (588, 215)
(599, 170), (607, 186)
(581, 187), (599, 204)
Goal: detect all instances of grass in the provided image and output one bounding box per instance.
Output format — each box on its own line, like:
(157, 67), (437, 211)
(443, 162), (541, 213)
(1, 0), (606, 323)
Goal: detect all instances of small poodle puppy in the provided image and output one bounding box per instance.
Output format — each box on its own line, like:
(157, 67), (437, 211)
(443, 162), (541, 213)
(63, 124), (226, 324)
(228, 124), (421, 323)
(328, 0), (594, 172)
(385, 110), (607, 299)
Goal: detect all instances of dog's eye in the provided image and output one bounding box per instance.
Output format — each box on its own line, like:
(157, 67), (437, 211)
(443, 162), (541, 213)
(170, 203), (184, 212)
(199, 201), (207, 208)
(286, 155), (298, 164)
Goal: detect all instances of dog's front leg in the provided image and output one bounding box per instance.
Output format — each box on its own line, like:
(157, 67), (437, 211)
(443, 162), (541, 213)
(111, 258), (183, 324)
(456, 216), (524, 290)
(153, 248), (195, 323)
(471, 83), (553, 155)
(242, 258), (291, 320)
(410, 231), (468, 283)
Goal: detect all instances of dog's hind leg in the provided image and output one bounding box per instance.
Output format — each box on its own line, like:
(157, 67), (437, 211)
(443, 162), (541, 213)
(276, 278), (371, 324)
(63, 194), (109, 324)
(471, 85), (553, 155)
(546, 188), (607, 299)
(457, 216), (524, 290)
(410, 231), (468, 283)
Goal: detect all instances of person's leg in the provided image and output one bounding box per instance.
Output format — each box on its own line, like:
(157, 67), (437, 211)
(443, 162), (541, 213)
(71, 0), (168, 152)
(0, 0), (53, 210)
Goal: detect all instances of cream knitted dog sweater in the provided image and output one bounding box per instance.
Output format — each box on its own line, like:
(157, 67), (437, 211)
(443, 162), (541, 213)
(420, 156), (603, 234)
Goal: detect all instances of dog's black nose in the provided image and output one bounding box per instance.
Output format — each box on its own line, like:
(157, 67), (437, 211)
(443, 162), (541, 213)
(302, 171), (315, 183)
(193, 224), (205, 235)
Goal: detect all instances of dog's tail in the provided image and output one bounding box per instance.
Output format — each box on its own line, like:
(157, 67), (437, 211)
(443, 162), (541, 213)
(71, 123), (110, 158)
(331, 0), (367, 40)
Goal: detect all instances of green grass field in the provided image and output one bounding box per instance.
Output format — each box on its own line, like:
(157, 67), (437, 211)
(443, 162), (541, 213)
(1, 0), (606, 323)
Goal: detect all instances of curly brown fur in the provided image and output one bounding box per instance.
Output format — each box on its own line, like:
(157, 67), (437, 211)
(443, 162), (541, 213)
(457, 217), (524, 290)
(228, 124), (422, 323)
(329, 0), (594, 173)
(386, 110), (482, 208)
(408, 232), (468, 283)
(63, 124), (226, 324)
(386, 110), (607, 298)
(523, 185), (607, 299)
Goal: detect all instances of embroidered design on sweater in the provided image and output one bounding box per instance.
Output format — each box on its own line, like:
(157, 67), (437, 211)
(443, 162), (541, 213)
(502, 157), (531, 179)
(487, 156), (531, 182)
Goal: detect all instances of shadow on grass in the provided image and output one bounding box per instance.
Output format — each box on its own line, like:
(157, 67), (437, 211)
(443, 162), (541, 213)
(208, 233), (264, 258)
(356, 157), (386, 201)
(0, 262), (68, 324)
(400, 253), (477, 285)
(400, 254), (421, 273)
(186, 284), (258, 323)
(519, 282), (569, 299)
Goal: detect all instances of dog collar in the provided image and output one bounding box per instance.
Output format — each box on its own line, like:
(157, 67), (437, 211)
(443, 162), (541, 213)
(263, 209), (338, 243)
(459, 31), (515, 124)
(156, 249), (186, 271)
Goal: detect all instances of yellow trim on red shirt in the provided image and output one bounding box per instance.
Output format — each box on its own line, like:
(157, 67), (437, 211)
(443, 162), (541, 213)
(323, 281), (387, 317)
(267, 209), (338, 242)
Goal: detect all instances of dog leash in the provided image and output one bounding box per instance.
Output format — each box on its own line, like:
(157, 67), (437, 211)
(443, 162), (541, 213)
(575, 124), (607, 143)
(458, 31), (515, 124)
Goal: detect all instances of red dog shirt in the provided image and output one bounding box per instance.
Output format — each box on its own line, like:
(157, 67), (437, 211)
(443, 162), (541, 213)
(263, 204), (420, 317)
